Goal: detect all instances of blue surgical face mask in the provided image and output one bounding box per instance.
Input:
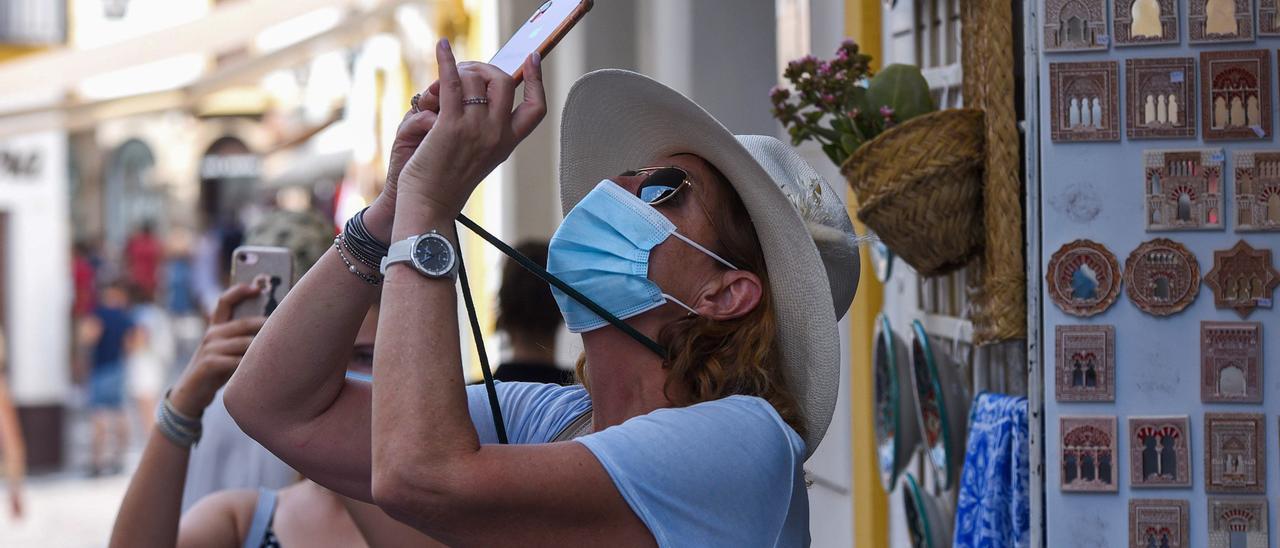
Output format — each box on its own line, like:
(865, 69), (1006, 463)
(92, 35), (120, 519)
(547, 179), (738, 333)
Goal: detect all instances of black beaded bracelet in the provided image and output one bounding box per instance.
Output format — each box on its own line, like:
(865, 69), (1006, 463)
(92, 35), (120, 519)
(343, 208), (389, 268)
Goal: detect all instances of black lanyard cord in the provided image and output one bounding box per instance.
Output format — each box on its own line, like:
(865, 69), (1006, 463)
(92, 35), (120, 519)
(454, 234), (509, 445)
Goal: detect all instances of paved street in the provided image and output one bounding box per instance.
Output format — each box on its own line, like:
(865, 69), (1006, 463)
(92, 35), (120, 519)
(0, 470), (130, 547)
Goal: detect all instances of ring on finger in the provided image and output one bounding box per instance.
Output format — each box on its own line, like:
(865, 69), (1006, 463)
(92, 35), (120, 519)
(462, 96), (489, 106)
(410, 93), (422, 113)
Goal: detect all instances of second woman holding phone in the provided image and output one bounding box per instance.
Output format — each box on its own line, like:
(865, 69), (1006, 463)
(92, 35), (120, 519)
(226, 31), (858, 547)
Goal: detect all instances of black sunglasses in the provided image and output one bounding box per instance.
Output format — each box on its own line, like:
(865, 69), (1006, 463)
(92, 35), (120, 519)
(620, 166), (694, 206)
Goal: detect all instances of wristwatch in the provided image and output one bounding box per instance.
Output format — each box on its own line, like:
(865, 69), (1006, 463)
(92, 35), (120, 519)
(380, 230), (459, 279)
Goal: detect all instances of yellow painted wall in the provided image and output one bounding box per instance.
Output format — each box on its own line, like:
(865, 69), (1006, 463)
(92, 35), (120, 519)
(845, 1), (886, 547)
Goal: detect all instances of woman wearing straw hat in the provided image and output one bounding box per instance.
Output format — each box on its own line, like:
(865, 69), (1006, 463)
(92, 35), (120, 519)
(225, 39), (857, 546)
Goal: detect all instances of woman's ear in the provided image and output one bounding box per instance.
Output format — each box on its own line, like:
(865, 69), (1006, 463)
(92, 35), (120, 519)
(697, 270), (762, 320)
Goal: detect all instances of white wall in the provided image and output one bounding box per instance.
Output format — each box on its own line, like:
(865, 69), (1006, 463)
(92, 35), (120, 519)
(0, 129), (72, 405)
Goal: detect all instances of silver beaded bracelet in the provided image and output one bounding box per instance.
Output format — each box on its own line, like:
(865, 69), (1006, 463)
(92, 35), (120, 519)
(155, 394), (202, 448)
(335, 235), (383, 286)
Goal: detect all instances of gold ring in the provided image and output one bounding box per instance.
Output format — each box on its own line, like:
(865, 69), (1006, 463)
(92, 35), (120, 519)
(410, 93), (422, 113)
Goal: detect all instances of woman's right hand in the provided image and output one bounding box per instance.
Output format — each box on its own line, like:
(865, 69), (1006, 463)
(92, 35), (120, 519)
(368, 88), (442, 232)
(168, 284), (266, 418)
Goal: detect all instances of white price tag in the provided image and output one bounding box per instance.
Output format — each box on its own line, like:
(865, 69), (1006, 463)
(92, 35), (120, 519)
(1170, 71), (1184, 83)
(1212, 151), (1226, 163)
(1258, 298), (1273, 308)
(1096, 35), (1111, 45)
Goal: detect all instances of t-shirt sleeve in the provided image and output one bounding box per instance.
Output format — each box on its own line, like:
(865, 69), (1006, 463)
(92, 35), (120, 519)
(466, 382), (591, 445)
(575, 396), (806, 547)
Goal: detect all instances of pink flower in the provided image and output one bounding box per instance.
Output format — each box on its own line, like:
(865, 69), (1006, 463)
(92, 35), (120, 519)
(823, 94), (836, 105)
(879, 105), (895, 118)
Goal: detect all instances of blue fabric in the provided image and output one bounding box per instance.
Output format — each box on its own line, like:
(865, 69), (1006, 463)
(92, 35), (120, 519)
(953, 392), (1030, 548)
(466, 382), (809, 547)
(92, 306), (135, 366)
(243, 488), (279, 548)
(165, 258), (198, 315)
(88, 361), (125, 409)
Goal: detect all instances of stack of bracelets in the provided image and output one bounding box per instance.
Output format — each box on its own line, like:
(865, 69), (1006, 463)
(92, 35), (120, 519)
(155, 391), (203, 448)
(336, 207), (391, 285)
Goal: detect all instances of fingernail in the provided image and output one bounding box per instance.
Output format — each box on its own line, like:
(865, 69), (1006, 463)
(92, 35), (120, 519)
(440, 39), (450, 52)
(532, 52), (541, 67)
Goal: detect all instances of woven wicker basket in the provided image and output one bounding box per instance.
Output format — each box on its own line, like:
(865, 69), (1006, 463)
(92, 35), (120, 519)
(841, 108), (987, 277)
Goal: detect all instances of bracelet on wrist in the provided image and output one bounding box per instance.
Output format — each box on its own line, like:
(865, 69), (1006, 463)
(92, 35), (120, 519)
(335, 235), (383, 286)
(155, 393), (202, 449)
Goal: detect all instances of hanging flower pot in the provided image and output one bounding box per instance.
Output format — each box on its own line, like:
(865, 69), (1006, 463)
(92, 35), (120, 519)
(842, 109), (986, 277)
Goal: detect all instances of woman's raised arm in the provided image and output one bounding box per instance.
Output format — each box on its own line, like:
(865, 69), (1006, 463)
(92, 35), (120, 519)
(223, 94), (439, 502)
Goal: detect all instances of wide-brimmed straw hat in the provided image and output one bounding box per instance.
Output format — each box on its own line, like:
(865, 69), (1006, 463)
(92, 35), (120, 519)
(559, 69), (860, 458)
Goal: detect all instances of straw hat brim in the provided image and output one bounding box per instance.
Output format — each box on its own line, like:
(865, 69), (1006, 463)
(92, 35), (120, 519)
(559, 69), (857, 459)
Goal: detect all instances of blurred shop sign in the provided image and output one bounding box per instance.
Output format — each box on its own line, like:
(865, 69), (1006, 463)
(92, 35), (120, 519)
(201, 153), (260, 180)
(0, 147), (41, 180)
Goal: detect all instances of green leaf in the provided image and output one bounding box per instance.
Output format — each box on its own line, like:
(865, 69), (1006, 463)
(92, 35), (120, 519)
(840, 133), (858, 155)
(866, 64), (935, 123)
(822, 142), (843, 165)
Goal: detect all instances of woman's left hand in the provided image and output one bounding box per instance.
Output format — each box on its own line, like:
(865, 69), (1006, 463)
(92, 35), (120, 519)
(396, 39), (547, 218)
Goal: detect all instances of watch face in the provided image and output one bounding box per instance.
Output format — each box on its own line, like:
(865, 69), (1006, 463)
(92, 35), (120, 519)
(413, 234), (454, 276)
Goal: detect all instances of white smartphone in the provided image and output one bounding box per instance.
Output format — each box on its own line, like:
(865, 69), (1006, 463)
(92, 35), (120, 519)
(488, 0), (593, 83)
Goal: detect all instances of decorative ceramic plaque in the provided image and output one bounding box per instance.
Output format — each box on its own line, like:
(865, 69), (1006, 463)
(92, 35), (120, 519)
(1130, 499), (1190, 548)
(1201, 321), (1264, 403)
(1200, 50), (1272, 141)
(1204, 413), (1265, 494)
(1043, 0), (1109, 51)
(1050, 62), (1121, 142)
(1208, 497), (1268, 548)
(1203, 240), (1279, 318)
(1123, 239), (1201, 316)
(1126, 58), (1196, 139)
(1129, 416), (1191, 488)
(1061, 416), (1118, 492)
(1263, 0), (1280, 35)
(1189, 0), (1256, 43)
(1232, 151), (1280, 231)
(1143, 149), (1225, 231)
(1115, 0), (1180, 45)
(1046, 240), (1123, 317)
(1055, 325), (1116, 402)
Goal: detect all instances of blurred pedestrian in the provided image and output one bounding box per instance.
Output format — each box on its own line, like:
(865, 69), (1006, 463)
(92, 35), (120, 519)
(110, 285), (428, 548)
(71, 241), (98, 319)
(125, 221), (164, 302)
(128, 285), (174, 435)
(192, 214), (243, 315)
(81, 279), (140, 476)
(0, 324), (26, 519)
(493, 240), (572, 385)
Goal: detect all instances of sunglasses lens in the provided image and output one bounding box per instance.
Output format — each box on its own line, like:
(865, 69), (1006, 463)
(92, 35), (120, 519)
(637, 167), (688, 205)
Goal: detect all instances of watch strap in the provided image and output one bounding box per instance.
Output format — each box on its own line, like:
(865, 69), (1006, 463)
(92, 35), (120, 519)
(379, 236), (416, 275)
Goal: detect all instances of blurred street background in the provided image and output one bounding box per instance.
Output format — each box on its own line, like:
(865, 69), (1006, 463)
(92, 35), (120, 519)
(0, 0), (897, 545)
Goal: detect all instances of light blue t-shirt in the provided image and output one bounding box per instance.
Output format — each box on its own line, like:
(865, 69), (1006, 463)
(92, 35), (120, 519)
(465, 382), (810, 547)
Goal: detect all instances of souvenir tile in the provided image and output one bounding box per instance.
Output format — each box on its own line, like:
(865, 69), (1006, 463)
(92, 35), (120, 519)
(1203, 240), (1279, 318)
(1129, 499), (1190, 548)
(1189, 0), (1256, 43)
(1050, 62), (1121, 142)
(1043, 0), (1109, 51)
(1263, 0), (1280, 35)
(1203, 413), (1265, 494)
(1115, 0), (1180, 45)
(1201, 321), (1264, 403)
(1046, 239), (1123, 317)
(1126, 58), (1196, 139)
(1060, 416), (1119, 492)
(1124, 239), (1201, 316)
(1055, 325), (1116, 402)
(1129, 416), (1191, 488)
(1233, 151), (1280, 232)
(1200, 50), (1272, 141)
(1144, 149), (1225, 231)
(1208, 497), (1269, 548)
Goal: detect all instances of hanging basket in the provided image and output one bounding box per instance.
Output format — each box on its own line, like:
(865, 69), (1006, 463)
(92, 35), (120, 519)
(841, 108), (986, 277)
